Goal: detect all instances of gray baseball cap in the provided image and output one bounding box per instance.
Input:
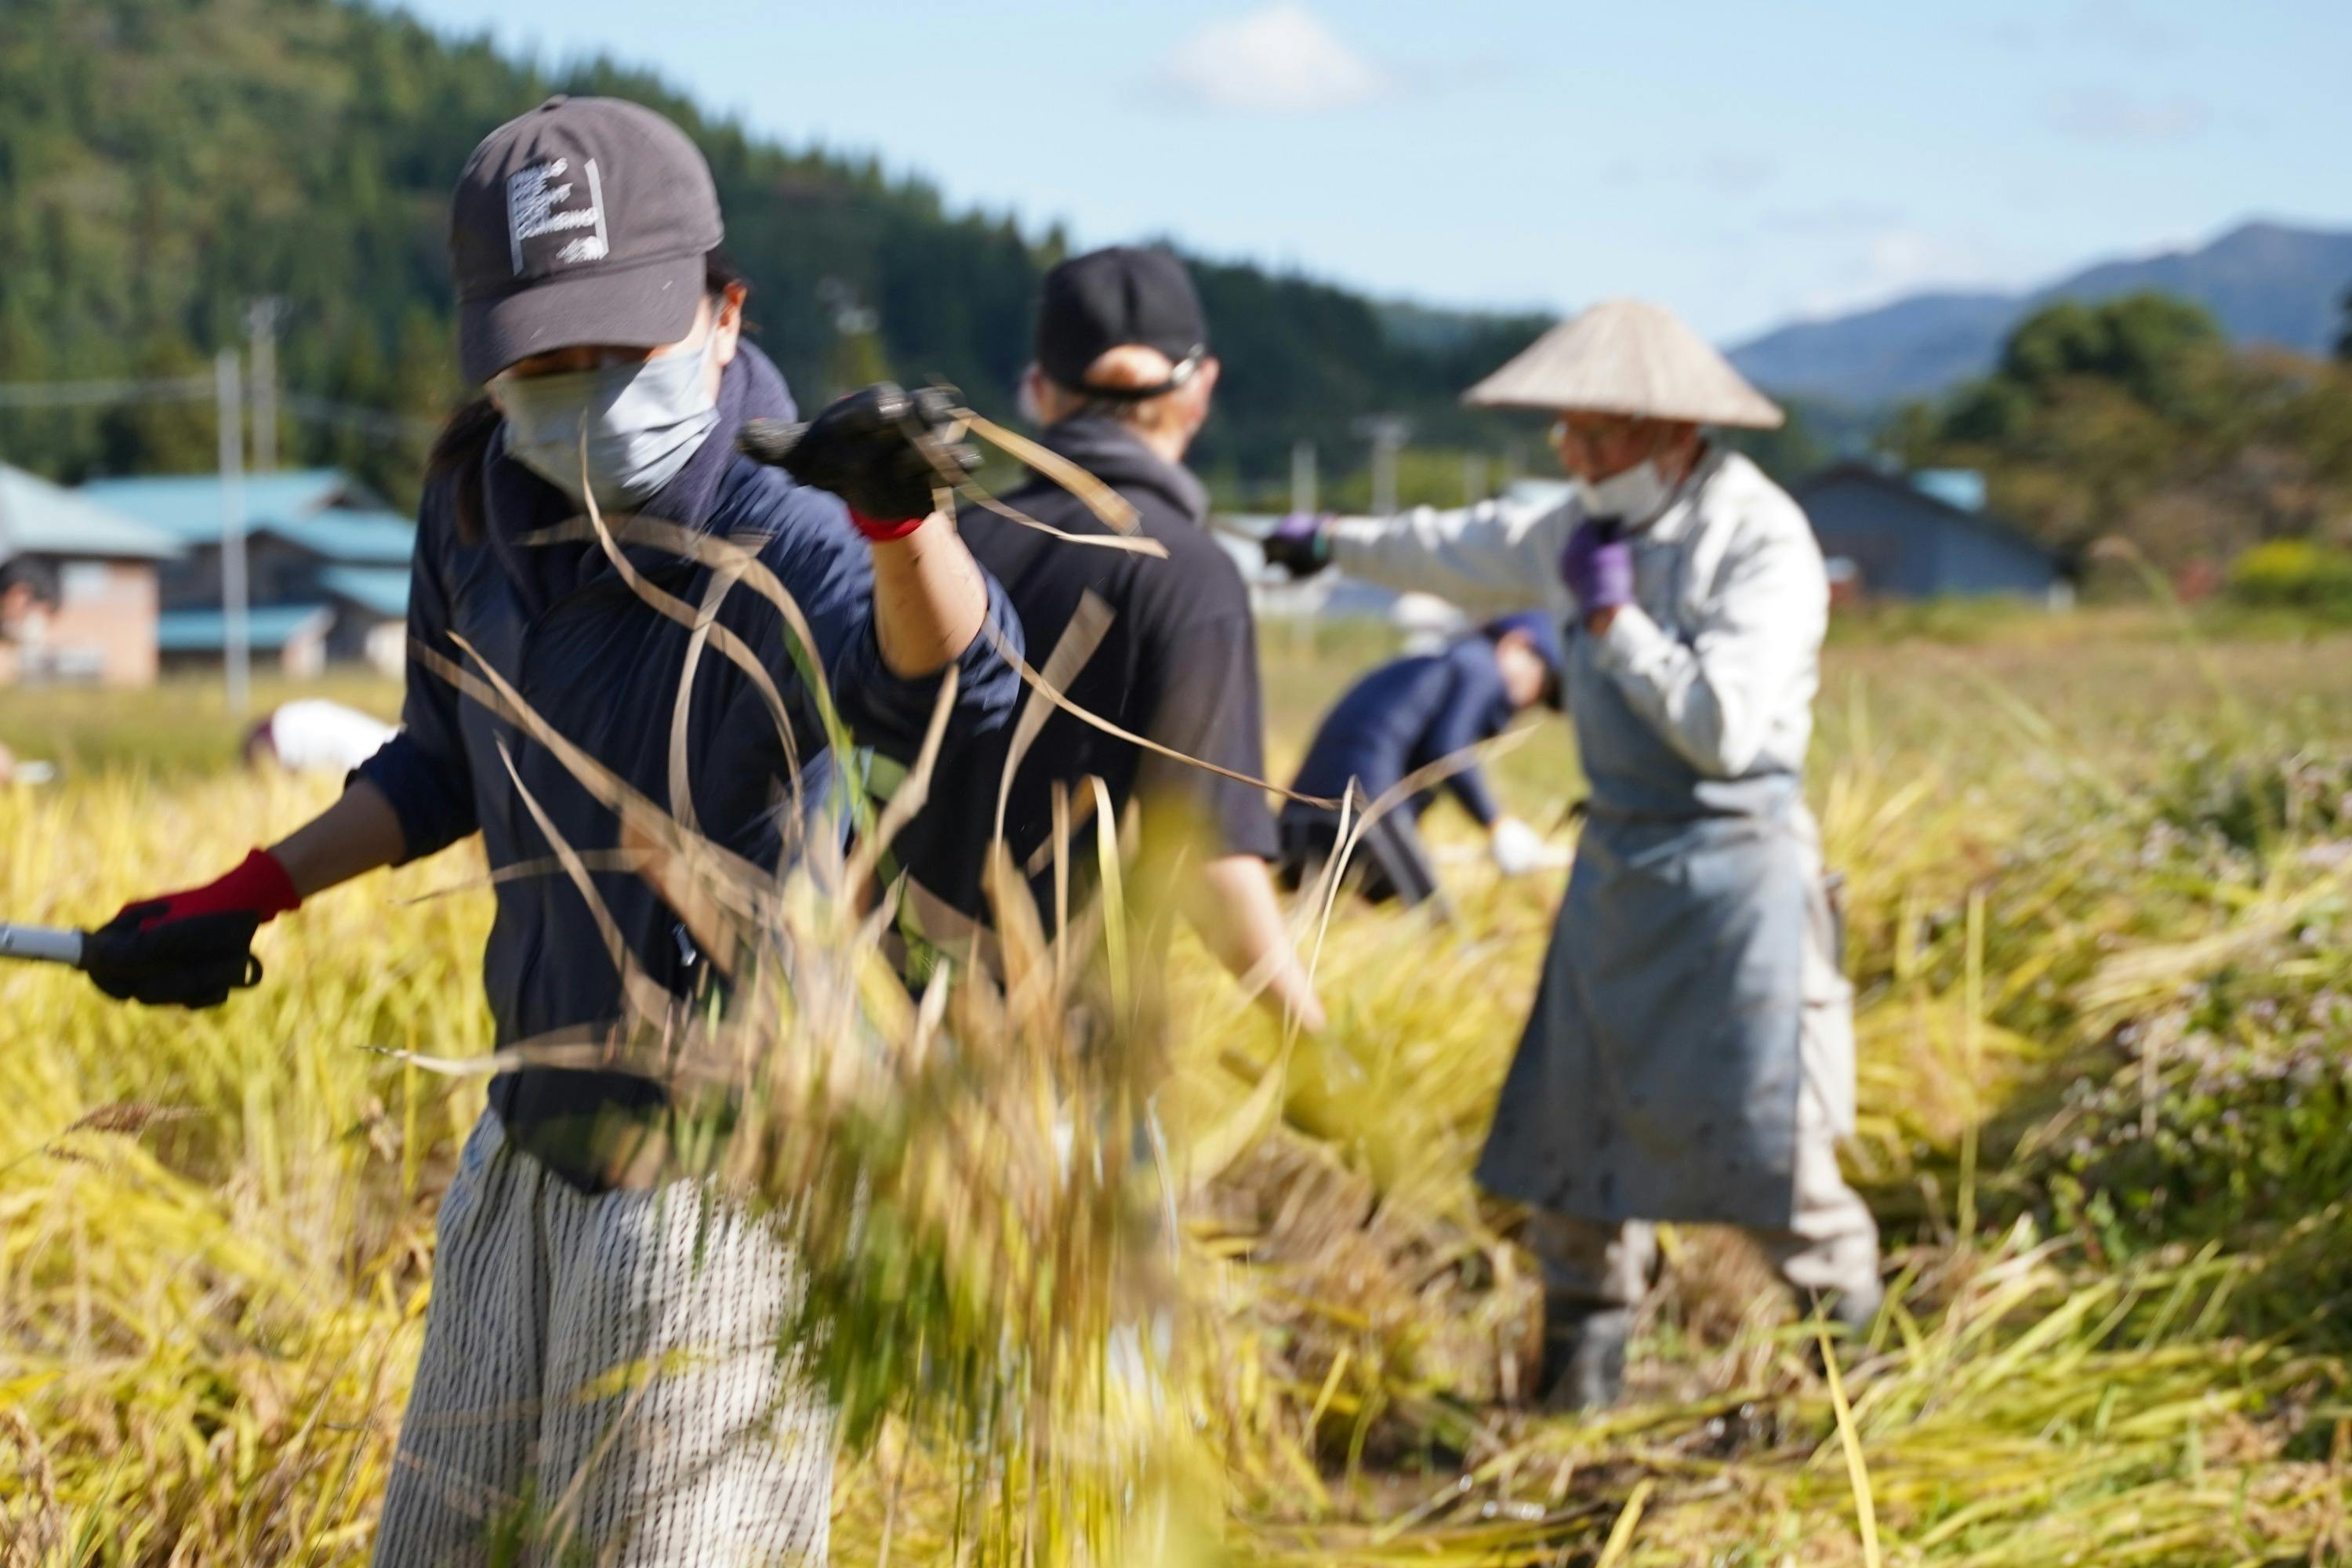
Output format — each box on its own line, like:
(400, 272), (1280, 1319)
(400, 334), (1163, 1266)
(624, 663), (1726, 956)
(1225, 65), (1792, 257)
(449, 96), (724, 383)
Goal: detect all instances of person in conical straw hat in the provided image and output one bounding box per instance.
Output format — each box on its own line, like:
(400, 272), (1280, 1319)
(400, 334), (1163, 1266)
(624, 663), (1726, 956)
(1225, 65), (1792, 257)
(1264, 299), (1881, 1410)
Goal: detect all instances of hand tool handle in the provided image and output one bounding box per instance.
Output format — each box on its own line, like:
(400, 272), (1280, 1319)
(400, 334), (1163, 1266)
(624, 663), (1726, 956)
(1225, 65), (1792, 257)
(0, 923), (85, 967)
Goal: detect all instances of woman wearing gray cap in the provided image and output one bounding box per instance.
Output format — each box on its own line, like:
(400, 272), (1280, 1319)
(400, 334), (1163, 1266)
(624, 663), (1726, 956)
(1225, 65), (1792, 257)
(83, 96), (1023, 1563)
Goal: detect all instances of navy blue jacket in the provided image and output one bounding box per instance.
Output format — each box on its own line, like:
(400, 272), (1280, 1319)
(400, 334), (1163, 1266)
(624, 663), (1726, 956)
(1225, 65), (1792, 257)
(1287, 637), (1513, 826)
(356, 345), (1021, 1181)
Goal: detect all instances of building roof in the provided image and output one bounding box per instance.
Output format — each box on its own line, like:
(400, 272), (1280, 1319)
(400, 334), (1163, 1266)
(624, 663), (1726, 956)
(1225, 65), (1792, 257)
(260, 513), (417, 565)
(155, 604), (335, 653)
(318, 565), (410, 619)
(1791, 462), (2062, 567)
(1911, 468), (1987, 514)
(0, 463), (184, 562)
(76, 469), (377, 545)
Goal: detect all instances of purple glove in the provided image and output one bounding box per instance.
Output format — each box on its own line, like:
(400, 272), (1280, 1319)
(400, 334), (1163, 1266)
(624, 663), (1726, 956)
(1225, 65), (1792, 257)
(1559, 521), (1635, 616)
(1261, 512), (1332, 579)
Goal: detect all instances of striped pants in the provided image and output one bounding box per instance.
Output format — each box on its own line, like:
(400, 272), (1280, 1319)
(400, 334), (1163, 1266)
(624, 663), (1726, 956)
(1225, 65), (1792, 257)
(373, 1114), (835, 1566)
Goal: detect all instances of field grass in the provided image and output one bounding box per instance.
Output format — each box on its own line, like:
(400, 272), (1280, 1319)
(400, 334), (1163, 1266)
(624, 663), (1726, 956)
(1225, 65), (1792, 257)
(0, 672), (401, 780)
(6, 610), (2352, 1563)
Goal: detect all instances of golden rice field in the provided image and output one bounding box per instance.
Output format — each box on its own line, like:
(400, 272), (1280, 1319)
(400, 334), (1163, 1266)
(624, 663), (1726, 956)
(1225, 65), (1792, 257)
(7, 610), (2352, 1565)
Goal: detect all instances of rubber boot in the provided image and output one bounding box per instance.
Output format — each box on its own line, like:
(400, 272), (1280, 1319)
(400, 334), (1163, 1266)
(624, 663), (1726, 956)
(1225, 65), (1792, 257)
(1827, 1278), (1884, 1338)
(1538, 1303), (1631, 1414)
(1802, 1278), (1885, 1375)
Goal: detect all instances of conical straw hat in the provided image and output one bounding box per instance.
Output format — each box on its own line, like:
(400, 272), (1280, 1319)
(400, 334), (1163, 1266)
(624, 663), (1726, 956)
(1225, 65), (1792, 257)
(1462, 298), (1784, 429)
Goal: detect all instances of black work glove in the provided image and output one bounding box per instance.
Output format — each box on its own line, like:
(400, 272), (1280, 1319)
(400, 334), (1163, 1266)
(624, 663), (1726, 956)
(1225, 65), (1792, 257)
(1258, 512), (1334, 579)
(82, 906), (264, 1009)
(738, 383), (981, 524)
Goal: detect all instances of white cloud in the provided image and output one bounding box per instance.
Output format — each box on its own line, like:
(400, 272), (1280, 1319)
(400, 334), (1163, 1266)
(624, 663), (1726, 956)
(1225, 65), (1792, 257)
(1969, 18), (2040, 53)
(1761, 200), (1907, 236)
(1160, 3), (1390, 115)
(1787, 226), (2003, 319)
(2046, 85), (2213, 142)
(1696, 154), (1777, 197)
(2067, 0), (2178, 59)
(1861, 228), (1979, 292)
(1968, 3), (2176, 60)
(1597, 154), (1777, 197)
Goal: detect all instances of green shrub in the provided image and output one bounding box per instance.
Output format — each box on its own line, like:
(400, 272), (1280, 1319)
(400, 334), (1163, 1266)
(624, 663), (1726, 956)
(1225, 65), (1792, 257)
(2225, 538), (2352, 617)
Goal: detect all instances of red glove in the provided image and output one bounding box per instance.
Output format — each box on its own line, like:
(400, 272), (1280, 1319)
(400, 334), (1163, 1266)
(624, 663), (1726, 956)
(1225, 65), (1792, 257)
(118, 848), (302, 931)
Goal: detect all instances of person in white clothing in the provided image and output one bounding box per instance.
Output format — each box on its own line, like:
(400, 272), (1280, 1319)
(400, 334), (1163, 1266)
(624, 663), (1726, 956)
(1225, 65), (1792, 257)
(1265, 299), (1881, 1410)
(243, 699), (399, 775)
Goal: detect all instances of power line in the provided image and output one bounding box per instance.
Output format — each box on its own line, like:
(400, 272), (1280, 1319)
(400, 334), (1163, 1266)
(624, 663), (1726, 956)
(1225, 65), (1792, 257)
(0, 376), (438, 443)
(0, 374), (212, 409)
(281, 394), (441, 444)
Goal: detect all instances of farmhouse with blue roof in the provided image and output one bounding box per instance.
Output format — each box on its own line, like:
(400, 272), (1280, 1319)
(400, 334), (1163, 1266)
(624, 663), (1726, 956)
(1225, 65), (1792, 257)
(78, 468), (415, 674)
(0, 464), (183, 687)
(1791, 463), (2071, 605)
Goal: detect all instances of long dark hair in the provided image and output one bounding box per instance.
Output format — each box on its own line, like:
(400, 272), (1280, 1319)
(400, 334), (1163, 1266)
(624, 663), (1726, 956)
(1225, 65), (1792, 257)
(428, 250), (750, 543)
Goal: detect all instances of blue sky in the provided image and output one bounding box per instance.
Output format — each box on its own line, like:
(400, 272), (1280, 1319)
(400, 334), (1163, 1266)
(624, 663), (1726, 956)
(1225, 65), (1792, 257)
(389, 0), (2348, 343)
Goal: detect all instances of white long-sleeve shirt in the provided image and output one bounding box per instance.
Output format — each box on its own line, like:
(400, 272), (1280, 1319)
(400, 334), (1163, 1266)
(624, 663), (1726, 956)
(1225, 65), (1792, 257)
(1327, 449), (1827, 782)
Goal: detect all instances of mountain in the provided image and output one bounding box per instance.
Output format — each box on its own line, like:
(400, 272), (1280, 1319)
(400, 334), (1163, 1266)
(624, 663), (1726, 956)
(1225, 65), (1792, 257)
(1731, 222), (2352, 408)
(0, 0), (1547, 510)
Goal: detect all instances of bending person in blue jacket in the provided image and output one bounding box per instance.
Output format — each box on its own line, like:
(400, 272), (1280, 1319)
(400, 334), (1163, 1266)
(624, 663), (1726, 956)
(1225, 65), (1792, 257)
(1278, 612), (1563, 908)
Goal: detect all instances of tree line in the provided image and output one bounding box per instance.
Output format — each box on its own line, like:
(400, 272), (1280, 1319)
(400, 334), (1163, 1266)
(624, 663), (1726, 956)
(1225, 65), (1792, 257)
(1889, 292), (2352, 577)
(0, 0), (1560, 515)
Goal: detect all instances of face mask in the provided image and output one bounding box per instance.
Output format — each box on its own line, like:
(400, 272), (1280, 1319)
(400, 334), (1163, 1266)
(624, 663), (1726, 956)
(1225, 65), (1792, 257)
(495, 327), (721, 510)
(1572, 459), (1676, 528)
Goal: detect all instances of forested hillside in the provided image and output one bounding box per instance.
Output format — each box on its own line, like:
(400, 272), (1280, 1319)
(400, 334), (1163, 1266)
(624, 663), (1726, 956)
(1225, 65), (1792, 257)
(0, 0), (1552, 510)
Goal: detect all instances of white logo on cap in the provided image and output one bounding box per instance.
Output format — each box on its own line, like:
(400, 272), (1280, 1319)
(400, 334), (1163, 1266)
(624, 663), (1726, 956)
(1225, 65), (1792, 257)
(506, 157), (610, 274)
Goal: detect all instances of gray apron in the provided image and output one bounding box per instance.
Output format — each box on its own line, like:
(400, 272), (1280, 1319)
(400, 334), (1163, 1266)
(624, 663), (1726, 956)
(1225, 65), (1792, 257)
(1474, 620), (1815, 1231)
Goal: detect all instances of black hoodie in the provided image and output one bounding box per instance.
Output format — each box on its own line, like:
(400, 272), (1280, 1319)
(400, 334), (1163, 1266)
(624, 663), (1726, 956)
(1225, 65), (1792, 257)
(895, 414), (1277, 927)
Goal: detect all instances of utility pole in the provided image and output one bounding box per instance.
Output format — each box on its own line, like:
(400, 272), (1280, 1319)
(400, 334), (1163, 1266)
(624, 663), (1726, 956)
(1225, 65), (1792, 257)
(245, 298), (282, 473)
(1283, 437), (1321, 655)
(1290, 438), (1317, 515)
(815, 278), (884, 399)
(216, 349), (249, 717)
(1352, 414), (1411, 517)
